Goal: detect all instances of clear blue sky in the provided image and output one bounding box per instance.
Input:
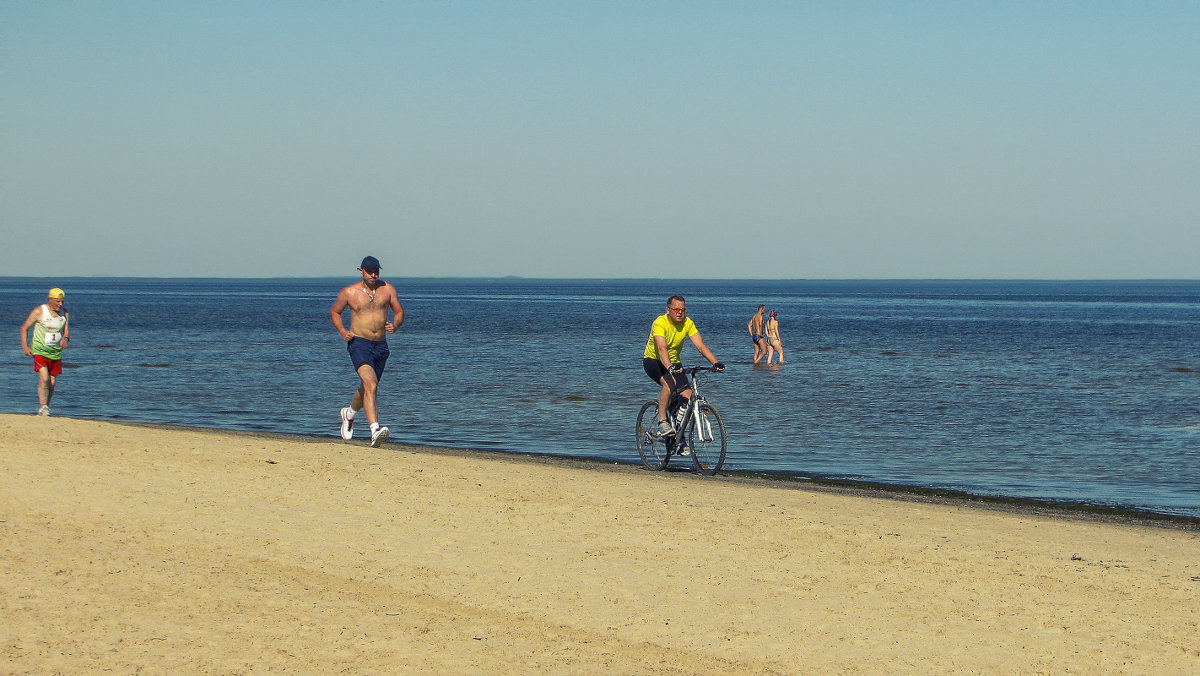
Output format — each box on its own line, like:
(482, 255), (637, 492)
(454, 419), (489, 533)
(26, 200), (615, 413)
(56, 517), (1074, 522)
(3, 1), (1197, 278)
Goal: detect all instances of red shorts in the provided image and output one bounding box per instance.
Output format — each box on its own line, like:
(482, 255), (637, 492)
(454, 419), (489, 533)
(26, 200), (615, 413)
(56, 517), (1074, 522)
(33, 355), (63, 376)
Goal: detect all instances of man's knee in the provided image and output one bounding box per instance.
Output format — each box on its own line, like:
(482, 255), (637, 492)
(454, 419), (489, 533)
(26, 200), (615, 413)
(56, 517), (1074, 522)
(357, 370), (380, 390)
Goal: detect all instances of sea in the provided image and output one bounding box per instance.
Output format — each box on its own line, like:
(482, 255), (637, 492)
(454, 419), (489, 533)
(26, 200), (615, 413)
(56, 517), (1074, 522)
(3, 277), (1199, 520)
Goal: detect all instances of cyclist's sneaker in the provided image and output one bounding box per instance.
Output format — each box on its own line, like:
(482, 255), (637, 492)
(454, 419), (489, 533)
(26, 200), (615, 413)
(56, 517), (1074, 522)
(370, 425), (390, 448)
(656, 419), (674, 437)
(678, 445), (692, 457)
(37, 405), (50, 417)
(339, 407), (355, 440)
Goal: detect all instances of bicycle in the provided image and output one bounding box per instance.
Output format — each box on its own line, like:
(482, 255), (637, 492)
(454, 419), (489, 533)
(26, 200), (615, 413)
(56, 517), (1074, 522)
(635, 365), (727, 475)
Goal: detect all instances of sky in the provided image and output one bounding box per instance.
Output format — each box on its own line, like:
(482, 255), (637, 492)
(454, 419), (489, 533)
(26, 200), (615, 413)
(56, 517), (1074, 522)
(2, 1), (1197, 279)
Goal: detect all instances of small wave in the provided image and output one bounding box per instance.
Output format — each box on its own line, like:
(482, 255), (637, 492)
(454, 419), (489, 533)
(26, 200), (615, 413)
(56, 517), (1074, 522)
(137, 363), (171, 368)
(1163, 422), (1200, 433)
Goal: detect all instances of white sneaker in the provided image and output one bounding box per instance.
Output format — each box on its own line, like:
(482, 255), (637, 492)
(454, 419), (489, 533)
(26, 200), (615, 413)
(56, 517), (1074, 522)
(370, 426), (390, 448)
(339, 407), (355, 440)
(37, 406), (50, 417)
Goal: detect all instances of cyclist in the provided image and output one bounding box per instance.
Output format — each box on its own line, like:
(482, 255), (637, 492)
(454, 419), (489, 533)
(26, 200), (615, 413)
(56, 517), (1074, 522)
(642, 295), (724, 437)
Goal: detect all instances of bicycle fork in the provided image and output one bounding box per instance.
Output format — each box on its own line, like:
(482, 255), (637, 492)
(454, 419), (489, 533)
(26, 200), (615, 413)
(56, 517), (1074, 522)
(676, 400), (714, 446)
(690, 400), (715, 442)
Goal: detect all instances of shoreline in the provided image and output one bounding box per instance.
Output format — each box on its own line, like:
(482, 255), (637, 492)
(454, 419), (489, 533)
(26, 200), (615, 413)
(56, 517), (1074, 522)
(45, 415), (1200, 531)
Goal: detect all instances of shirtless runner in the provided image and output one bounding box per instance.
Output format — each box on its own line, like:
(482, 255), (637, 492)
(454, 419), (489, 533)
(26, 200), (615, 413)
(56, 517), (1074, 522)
(330, 256), (405, 447)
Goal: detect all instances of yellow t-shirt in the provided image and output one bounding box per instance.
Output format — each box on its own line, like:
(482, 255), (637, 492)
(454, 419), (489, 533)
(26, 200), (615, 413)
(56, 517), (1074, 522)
(643, 314), (698, 362)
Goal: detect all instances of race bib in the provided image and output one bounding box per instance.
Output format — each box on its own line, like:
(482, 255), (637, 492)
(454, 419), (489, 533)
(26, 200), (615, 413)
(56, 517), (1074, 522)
(44, 331), (63, 347)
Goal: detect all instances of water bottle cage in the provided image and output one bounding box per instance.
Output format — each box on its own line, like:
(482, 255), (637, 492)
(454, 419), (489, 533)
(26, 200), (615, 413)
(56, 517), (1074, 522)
(672, 403), (688, 428)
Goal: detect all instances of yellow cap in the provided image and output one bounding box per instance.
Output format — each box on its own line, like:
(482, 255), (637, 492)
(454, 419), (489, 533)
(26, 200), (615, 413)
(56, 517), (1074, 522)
(48, 288), (65, 299)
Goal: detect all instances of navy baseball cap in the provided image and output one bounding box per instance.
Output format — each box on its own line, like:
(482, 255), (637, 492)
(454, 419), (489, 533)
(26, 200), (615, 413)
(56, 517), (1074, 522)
(359, 256), (381, 271)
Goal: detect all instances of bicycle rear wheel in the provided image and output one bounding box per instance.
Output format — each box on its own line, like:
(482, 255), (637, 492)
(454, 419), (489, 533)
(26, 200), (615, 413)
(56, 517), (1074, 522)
(688, 402), (726, 475)
(635, 401), (670, 470)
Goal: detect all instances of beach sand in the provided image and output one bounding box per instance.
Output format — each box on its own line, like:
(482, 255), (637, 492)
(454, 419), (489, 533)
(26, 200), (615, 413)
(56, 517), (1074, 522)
(2, 414), (1198, 674)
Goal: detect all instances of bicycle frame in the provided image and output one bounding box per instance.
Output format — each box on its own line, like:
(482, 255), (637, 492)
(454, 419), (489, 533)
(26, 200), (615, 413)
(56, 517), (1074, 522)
(670, 367), (714, 443)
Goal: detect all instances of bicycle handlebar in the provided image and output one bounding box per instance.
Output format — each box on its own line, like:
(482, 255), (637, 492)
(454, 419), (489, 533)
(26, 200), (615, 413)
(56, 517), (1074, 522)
(678, 365), (723, 375)
(668, 365), (723, 395)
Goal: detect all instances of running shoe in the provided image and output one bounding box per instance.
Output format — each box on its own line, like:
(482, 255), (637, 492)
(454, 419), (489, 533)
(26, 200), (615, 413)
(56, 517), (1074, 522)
(339, 407), (355, 441)
(37, 406), (50, 417)
(678, 445), (692, 457)
(370, 425), (390, 448)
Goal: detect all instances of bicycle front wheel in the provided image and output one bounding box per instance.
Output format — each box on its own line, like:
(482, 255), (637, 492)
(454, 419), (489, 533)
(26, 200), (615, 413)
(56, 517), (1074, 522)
(688, 402), (726, 475)
(635, 401), (670, 470)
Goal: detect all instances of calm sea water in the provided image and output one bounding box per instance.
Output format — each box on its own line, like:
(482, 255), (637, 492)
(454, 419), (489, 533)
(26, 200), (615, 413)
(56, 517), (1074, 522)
(3, 277), (1199, 518)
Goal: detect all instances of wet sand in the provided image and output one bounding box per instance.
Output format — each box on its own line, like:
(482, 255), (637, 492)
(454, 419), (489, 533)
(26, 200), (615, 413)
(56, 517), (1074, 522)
(2, 414), (1198, 673)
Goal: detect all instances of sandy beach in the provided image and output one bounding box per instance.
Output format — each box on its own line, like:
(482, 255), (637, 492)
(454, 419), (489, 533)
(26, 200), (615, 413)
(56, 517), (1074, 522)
(2, 414), (1198, 674)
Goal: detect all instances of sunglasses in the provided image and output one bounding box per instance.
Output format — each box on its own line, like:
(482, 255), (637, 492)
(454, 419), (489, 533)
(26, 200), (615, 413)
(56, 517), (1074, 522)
(668, 307), (686, 313)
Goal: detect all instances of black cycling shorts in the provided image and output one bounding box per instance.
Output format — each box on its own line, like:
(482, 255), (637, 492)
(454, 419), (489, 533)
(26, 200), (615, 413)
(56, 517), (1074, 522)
(643, 358), (687, 393)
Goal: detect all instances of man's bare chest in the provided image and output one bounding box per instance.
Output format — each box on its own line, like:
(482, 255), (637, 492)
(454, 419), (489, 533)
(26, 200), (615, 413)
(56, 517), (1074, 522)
(349, 287), (389, 312)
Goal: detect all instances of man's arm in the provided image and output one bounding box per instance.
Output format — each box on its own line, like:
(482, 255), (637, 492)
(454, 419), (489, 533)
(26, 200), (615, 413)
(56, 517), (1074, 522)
(19, 308), (37, 356)
(653, 335), (672, 369)
(330, 290), (353, 341)
(689, 332), (721, 367)
(387, 291), (404, 332)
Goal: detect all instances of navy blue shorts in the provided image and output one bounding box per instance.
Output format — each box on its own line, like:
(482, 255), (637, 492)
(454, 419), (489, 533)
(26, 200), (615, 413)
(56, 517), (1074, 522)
(348, 337), (389, 379)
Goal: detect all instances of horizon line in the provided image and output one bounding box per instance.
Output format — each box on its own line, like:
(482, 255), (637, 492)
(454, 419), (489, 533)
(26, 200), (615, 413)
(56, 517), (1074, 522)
(4, 275), (1200, 283)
